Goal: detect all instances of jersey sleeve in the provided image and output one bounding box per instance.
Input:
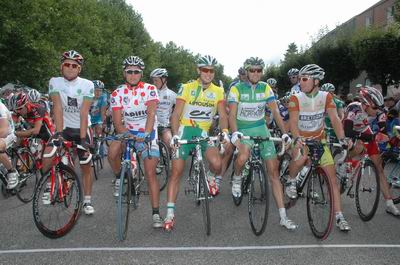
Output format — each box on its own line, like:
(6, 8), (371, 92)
(82, 81), (94, 101)
(0, 103), (8, 119)
(110, 88), (122, 110)
(145, 85), (159, 105)
(288, 95), (300, 112)
(264, 84), (276, 104)
(325, 93), (336, 110)
(176, 84), (189, 102)
(48, 78), (60, 95)
(227, 86), (240, 104)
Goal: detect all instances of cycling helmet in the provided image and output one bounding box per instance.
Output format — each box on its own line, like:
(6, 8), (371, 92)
(122, 55), (145, 70)
(243, 57), (265, 70)
(27, 89), (41, 103)
(359, 86), (384, 109)
(10, 92), (28, 110)
(238, 67), (246, 75)
(197, 55), (218, 68)
(61, 50), (84, 65)
(150, 68), (168, 78)
(299, 64), (325, 80)
(93, 80), (105, 90)
(287, 68), (299, 77)
(320, 83), (335, 92)
(266, 78), (277, 88)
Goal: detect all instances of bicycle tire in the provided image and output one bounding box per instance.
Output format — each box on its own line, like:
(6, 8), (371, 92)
(92, 158), (99, 180)
(157, 141), (170, 191)
(248, 162), (269, 236)
(199, 161), (211, 236)
(15, 148), (38, 203)
(355, 159), (380, 221)
(117, 166), (131, 241)
(32, 164), (82, 239)
(306, 168), (334, 240)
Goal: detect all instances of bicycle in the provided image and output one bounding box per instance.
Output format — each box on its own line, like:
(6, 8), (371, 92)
(230, 135), (285, 236)
(156, 126), (170, 191)
(104, 133), (149, 241)
(91, 136), (104, 180)
(32, 139), (83, 238)
(280, 139), (345, 240)
(179, 135), (224, 236)
(330, 136), (380, 221)
(0, 142), (37, 203)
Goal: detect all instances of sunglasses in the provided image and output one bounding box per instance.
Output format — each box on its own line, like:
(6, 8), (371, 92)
(63, 62), (80, 69)
(125, 69), (143, 75)
(200, 68), (215, 74)
(248, 68), (263, 73)
(290, 76), (298, 79)
(300, 76), (311, 82)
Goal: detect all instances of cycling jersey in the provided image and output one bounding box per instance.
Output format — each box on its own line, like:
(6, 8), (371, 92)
(344, 102), (386, 135)
(157, 87), (176, 127)
(288, 91), (335, 140)
(228, 81), (275, 129)
(290, 83), (301, 94)
(110, 82), (159, 133)
(14, 102), (54, 141)
(49, 77), (94, 129)
(177, 79), (224, 132)
(90, 93), (107, 125)
(325, 96), (345, 138)
(0, 101), (14, 134)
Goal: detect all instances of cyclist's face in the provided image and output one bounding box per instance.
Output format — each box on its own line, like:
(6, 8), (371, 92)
(289, 75), (298, 85)
(151, 77), (165, 89)
(299, 75), (316, 93)
(198, 67), (215, 85)
(61, 59), (81, 81)
(124, 66), (142, 85)
(247, 67), (263, 84)
(94, 88), (102, 98)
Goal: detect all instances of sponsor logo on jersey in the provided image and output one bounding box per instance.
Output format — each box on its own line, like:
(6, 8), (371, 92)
(189, 110), (212, 120)
(150, 91), (156, 97)
(206, 92), (215, 100)
(191, 90), (196, 96)
(241, 94), (249, 101)
(256, 93), (265, 100)
(124, 110), (147, 118)
(67, 97), (78, 107)
(188, 101), (214, 107)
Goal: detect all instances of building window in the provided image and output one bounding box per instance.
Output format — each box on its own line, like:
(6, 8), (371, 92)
(365, 16), (372, 28)
(387, 5), (395, 24)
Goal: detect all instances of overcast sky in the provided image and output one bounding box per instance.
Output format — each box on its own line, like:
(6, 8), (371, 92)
(128, 0), (379, 78)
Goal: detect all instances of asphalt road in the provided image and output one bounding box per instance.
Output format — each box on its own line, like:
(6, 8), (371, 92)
(0, 158), (399, 265)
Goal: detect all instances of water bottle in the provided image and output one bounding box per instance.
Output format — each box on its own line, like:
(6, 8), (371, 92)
(298, 165), (310, 183)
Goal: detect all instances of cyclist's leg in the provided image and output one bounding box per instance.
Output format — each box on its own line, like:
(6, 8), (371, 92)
(220, 142), (234, 177)
(161, 128), (172, 150)
(108, 141), (122, 176)
(0, 135), (19, 189)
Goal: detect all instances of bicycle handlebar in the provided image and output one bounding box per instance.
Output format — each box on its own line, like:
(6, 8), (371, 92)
(238, 135), (286, 156)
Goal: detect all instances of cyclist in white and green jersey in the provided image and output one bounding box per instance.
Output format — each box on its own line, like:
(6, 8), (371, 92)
(320, 83), (345, 140)
(228, 57), (296, 230)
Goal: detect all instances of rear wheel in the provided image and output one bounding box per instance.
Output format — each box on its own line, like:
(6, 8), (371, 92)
(15, 148), (38, 203)
(355, 160), (380, 221)
(248, 163), (269, 236)
(32, 164), (82, 238)
(306, 168), (333, 240)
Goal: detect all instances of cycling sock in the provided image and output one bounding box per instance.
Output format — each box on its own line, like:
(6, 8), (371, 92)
(279, 208), (287, 220)
(152, 208), (160, 216)
(386, 199), (395, 207)
(166, 202), (175, 219)
(215, 176), (222, 186)
(335, 212), (344, 220)
(84, 196), (91, 204)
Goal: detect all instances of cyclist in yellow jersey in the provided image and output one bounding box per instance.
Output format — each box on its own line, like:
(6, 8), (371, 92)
(163, 55), (229, 231)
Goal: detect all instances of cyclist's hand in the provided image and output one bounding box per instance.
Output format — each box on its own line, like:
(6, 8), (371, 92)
(293, 137), (304, 149)
(339, 137), (352, 150)
(53, 132), (64, 146)
(170, 135), (181, 149)
(80, 138), (93, 151)
(220, 130), (230, 144)
(135, 131), (150, 143)
(231, 131), (243, 146)
(281, 133), (292, 145)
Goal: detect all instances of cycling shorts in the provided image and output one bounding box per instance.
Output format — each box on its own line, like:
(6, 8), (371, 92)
(174, 126), (215, 161)
(239, 125), (276, 160)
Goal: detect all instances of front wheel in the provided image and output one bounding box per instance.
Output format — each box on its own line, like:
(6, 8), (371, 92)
(157, 141), (170, 191)
(116, 166), (131, 241)
(15, 148), (38, 203)
(32, 164), (82, 238)
(199, 162), (211, 236)
(248, 163), (269, 236)
(355, 159), (380, 221)
(306, 168), (334, 240)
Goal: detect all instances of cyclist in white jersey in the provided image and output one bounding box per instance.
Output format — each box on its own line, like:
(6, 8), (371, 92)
(0, 101), (19, 189)
(149, 68), (176, 148)
(108, 56), (163, 228)
(287, 68), (301, 94)
(44, 50), (95, 215)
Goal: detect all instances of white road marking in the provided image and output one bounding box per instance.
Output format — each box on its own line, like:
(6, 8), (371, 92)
(1, 244), (400, 254)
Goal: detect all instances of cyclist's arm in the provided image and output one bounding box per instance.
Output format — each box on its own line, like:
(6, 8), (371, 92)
(337, 106), (344, 120)
(0, 118), (8, 138)
(15, 119), (42, 138)
(100, 105), (107, 124)
(228, 102), (238, 132)
(171, 99), (185, 136)
(217, 101), (228, 131)
(144, 100), (157, 134)
(288, 109), (300, 139)
(327, 107), (345, 140)
(80, 99), (92, 139)
(50, 94), (63, 133)
(112, 108), (128, 134)
(268, 100), (288, 134)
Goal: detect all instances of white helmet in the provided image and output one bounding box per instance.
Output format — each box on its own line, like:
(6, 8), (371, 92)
(122, 55), (145, 70)
(197, 55), (218, 68)
(320, 83), (335, 92)
(299, 64), (325, 80)
(27, 89), (41, 103)
(359, 86), (384, 109)
(150, 68), (168, 78)
(266, 78), (277, 88)
(287, 68), (299, 77)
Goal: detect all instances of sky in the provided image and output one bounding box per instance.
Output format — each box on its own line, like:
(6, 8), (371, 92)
(128, 0), (379, 78)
